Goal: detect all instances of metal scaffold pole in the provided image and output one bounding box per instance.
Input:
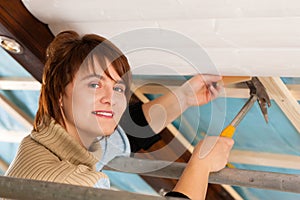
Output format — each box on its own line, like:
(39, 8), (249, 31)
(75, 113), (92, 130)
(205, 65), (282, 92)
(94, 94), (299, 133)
(0, 175), (181, 200)
(1, 157), (300, 199)
(105, 157), (300, 193)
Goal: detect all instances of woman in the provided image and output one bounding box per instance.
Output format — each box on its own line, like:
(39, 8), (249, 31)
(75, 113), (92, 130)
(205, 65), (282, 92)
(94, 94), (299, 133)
(5, 31), (233, 199)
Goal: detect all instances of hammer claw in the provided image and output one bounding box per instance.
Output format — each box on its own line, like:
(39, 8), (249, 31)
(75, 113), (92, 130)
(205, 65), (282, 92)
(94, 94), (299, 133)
(258, 98), (269, 123)
(223, 77), (271, 138)
(247, 77), (271, 123)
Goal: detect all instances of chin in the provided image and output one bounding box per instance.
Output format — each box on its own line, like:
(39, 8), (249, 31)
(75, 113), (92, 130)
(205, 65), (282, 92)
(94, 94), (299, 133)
(100, 128), (116, 137)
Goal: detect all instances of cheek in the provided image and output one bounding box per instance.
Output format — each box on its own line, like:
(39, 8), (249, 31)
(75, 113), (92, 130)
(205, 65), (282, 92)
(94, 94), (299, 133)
(72, 91), (95, 115)
(113, 94), (127, 114)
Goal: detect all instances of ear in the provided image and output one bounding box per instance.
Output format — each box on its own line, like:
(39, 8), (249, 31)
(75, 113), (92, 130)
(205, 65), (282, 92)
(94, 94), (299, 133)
(59, 95), (63, 107)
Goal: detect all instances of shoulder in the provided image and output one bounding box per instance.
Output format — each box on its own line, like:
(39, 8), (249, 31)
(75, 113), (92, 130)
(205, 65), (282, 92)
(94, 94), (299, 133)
(6, 136), (108, 188)
(63, 163), (109, 187)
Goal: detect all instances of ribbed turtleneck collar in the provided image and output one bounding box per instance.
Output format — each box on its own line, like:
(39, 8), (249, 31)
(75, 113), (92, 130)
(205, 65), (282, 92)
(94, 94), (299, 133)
(30, 119), (102, 169)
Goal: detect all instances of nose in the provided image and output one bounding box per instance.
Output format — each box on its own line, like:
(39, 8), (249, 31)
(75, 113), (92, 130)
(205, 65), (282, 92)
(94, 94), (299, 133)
(99, 80), (114, 105)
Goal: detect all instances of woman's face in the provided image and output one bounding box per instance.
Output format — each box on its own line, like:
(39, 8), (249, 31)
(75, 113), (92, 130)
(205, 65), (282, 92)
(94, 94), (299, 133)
(61, 59), (127, 147)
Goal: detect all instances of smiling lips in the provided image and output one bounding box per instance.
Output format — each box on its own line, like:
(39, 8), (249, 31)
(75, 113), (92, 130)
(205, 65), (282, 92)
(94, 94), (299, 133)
(92, 110), (114, 118)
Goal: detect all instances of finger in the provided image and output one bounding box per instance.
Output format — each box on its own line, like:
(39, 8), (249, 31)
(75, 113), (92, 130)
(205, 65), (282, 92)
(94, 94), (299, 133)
(202, 74), (222, 83)
(208, 84), (220, 98)
(198, 136), (219, 159)
(207, 83), (224, 100)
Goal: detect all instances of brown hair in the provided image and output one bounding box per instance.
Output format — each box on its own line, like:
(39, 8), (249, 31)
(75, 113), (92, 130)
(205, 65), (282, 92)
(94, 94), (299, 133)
(34, 30), (131, 131)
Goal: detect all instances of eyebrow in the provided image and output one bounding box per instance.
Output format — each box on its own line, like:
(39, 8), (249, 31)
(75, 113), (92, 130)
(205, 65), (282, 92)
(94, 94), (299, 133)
(81, 73), (125, 85)
(81, 74), (102, 81)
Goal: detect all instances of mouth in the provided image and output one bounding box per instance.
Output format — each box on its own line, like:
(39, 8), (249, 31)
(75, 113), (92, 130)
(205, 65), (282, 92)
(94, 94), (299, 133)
(92, 110), (114, 118)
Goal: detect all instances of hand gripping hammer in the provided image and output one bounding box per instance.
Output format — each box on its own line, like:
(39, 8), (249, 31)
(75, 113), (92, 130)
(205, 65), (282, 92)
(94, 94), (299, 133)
(220, 77), (271, 138)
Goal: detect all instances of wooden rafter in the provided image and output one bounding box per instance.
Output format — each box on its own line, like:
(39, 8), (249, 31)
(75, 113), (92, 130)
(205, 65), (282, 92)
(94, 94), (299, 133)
(0, 130), (28, 143)
(0, 77), (41, 90)
(0, 93), (33, 130)
(133, 78), (300, 100)
(259, 77), (300, 133)
(0, 158), (8, 173)
(229, 150), (300, 170)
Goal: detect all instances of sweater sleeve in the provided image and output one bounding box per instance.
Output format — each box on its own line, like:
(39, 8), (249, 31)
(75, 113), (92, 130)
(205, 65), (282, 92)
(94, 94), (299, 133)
(119, 102), (161, 152)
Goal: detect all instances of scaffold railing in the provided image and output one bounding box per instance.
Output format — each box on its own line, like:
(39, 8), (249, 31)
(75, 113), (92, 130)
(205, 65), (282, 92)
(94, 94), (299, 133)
(1, 157), (300, 199)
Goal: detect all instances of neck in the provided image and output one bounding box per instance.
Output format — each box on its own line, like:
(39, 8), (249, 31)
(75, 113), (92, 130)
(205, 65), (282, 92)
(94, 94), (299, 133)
(61, 120), (95, 149)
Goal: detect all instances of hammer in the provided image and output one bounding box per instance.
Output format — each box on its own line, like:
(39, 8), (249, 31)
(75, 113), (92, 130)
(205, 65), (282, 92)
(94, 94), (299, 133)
(220, 77), (271, 138)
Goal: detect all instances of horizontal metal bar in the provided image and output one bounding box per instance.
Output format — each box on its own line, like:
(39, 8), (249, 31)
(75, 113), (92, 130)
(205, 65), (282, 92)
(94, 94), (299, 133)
(0, 176), (185, 200)
(105, 157), (300, 193)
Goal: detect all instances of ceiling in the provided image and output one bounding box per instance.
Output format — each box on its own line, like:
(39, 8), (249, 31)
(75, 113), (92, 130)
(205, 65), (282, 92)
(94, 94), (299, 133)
(0, 0), (300, 199)
(22, 0), (300, 77)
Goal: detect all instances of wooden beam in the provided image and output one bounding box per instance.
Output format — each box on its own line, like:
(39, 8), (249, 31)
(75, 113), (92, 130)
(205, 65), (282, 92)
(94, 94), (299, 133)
(133, 79), (300, 100)
(133, 84), (251, 99)
(220, 76), (251, 85)
(287, 84), (300, 100)
(0, 158), (8, 172)
(0, 93), (33, 130)
(0, 130), (28, 143)
(0, 77), (41, 90)
(259, 77), (300, 133)
(229, 150), (300, 170)
(133, 76), (250, 89)
(224, 83), (300, 100)
(0, 0), (54, 82)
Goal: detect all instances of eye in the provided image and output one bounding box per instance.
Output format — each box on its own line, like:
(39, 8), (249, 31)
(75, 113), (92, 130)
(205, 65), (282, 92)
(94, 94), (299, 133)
(88, 82), (101, 89)
(113, 85), (125, 93)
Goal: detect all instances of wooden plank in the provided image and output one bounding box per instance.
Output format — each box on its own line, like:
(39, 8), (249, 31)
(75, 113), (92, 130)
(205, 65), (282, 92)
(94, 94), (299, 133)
(134, 79), (300, 100)
(229, 150), (300, 170)
(133, 76), (250, 88)
(134, 84), (251, 99)
(221, 76), (251, 85)
(259, 77), (300, 133)
(0, 158), (8, 172)
(0, 130), (28, 143)
(287, 84), (300, 100)
(0, 93), (33, 130)
(0, 77), (41, 90)
(132, 76), (251, 97)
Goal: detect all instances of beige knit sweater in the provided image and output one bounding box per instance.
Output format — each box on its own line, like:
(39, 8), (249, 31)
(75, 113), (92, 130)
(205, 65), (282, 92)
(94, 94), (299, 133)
(5, 119), (109, 188)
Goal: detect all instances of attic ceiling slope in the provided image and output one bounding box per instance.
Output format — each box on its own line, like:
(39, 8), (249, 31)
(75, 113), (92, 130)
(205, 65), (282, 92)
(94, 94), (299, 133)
(22, 0), (300, 77)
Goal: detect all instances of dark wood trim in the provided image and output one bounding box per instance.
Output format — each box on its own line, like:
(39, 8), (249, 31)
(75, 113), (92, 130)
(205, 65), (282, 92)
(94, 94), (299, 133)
(0, 0), (54, 82)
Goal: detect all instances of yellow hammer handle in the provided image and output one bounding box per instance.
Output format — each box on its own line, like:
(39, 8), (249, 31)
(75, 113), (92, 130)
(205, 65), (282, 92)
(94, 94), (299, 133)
(220, 125), (236, 168)
(220, 125), (236, 138)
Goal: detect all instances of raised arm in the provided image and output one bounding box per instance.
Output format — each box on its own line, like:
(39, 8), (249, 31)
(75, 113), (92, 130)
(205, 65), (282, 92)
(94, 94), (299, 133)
(142, 74), (223, 133)
(171, 136), (234, 200)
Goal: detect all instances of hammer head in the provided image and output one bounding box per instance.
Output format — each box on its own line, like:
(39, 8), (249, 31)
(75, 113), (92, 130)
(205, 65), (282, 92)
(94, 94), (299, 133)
(246, 77), (271, 123)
